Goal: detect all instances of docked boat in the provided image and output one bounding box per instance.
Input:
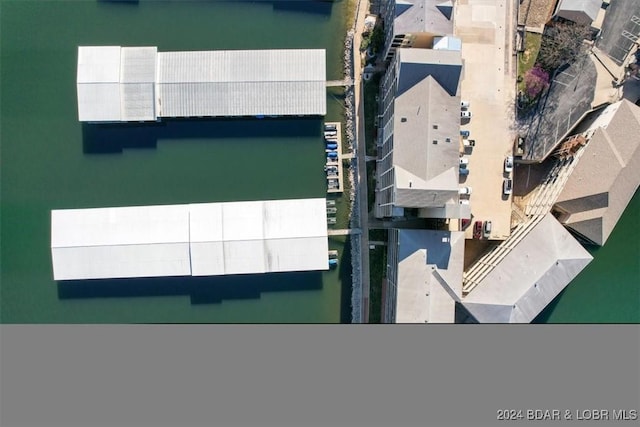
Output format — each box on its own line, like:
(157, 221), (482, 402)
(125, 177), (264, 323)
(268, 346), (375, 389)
(326, 207), (337, 214)
(327, 217), (337, 225)
(326, 143), (338, 150)
(326, 200), (336, 206)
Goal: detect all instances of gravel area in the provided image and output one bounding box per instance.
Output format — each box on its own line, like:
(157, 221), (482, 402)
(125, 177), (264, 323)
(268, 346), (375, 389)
(518, 0), (556, 28)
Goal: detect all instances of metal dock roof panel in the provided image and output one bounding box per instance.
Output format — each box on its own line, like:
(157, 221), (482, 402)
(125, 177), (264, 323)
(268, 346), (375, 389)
(77, 46), (157, 121)
(119, 47), (157, 120)
(77, 46), (121, 83)
(77, 46), (123, 122)
(262, 198), (327, 239)
(157, 82), (326, 117)
(264, 237), (329, 272)
(51, 205), (191, 248)
(221, 201), (266, 241)
(189, 242), (226, 276)
(189, 203), (224, 243)
(77, 47), (326, 120)
(157, 49), (325, 83)
(120, 83), (156, 121)
(52, 244), (191, 281)
(223, 240), (267, 275)
(52, 199), (329, 280)
(156, 49), (326, 117)
(188, 198), (329, 275)
(120, 47), (157, 83)
(77, 83), (122, 122)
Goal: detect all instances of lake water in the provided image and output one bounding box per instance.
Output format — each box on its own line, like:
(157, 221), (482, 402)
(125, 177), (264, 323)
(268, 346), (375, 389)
(1, 0), (353, 323)
(1, 0), (637, 323)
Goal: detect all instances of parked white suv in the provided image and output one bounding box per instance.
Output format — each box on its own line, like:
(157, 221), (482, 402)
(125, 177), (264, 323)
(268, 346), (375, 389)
(503, 178), (513, 195)
(459, 186), (472, 195)
(461, 110), (472, 119)
(504, 156), (514, 173)
(461, 100), (470, 108)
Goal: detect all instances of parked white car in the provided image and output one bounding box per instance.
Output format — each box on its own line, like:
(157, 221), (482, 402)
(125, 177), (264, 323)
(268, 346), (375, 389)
(461, 110), (472, 119)
(461, 100), (470, 109)
(459, 157), (469, 167)
(504, 155), (514, 173)
(503, 178), (513, 195)
(458, 186), (472, 195)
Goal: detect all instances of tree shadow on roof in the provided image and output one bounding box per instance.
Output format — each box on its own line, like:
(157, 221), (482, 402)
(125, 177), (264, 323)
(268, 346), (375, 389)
(57, 270), (324, 305)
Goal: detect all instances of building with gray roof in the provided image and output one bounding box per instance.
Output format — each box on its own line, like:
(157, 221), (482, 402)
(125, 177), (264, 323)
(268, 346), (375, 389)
(381, 0), (455, 62)
(553, 0), (603, 26)
(77, 46), (326, 122)
(383, 229), (465, 323)
(553, 99), (640, 246)
(375, 48), (463, 219)
(461, 213), (593, 323)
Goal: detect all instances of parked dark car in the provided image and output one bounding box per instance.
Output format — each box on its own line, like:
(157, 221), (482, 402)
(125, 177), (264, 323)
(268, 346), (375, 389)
(473, 221), (483, 239)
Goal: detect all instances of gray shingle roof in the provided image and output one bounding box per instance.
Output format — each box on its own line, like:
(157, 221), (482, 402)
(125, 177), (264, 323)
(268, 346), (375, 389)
(462, 213), (593, 323)
(555, 100), (640, 245)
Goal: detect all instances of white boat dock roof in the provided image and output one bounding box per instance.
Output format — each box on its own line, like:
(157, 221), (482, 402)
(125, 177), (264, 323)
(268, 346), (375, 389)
(51, 198), (329, 281)
(77, 46), (326, 122)
(77, 46), (158, 122)
(51, 204), (191, 281)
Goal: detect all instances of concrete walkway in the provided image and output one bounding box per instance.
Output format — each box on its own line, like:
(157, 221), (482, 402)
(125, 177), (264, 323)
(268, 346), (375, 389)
(328, 228), (362, 236)
(352, 0), (371, 323)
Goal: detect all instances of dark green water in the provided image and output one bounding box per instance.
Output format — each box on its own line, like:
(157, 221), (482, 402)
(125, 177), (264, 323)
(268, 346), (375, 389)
(2, 1), (638, 323)
(535, 189), (640, 323)
(1, 0), (353, 323)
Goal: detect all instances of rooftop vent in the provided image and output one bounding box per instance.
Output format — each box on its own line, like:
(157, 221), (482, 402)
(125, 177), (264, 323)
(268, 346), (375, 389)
(401, 117), (407, 122)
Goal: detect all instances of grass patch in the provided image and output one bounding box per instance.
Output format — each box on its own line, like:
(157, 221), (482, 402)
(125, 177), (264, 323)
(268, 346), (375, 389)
(518, 32), (542, 92)
(368, 229), (388, 324)
(363, 73), (382, 157)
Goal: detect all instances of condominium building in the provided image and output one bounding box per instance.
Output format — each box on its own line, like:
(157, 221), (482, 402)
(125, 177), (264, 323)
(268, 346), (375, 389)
(374, 47), (464, 219)
(380, 0), (454, 62)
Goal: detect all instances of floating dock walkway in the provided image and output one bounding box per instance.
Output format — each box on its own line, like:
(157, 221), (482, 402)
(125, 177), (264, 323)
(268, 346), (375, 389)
(325, 121), (345, 194)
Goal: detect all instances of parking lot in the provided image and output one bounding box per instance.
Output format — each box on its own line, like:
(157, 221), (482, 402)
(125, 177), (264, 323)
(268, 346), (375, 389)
(517, 54), (597, 161)
(454, 0), (517, 240)
(597, 1), (640, 65)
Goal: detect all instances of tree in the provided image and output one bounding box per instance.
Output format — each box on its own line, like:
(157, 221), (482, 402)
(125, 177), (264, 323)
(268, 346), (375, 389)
(537, 22), (592, 72)
(524, 65), (550, 99)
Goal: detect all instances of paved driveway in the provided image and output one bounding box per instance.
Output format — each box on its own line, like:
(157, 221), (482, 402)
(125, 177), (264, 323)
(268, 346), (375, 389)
(455, 0), (518, 241)
(597, 1), (640, 65)
(517, 54), (597, 161)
